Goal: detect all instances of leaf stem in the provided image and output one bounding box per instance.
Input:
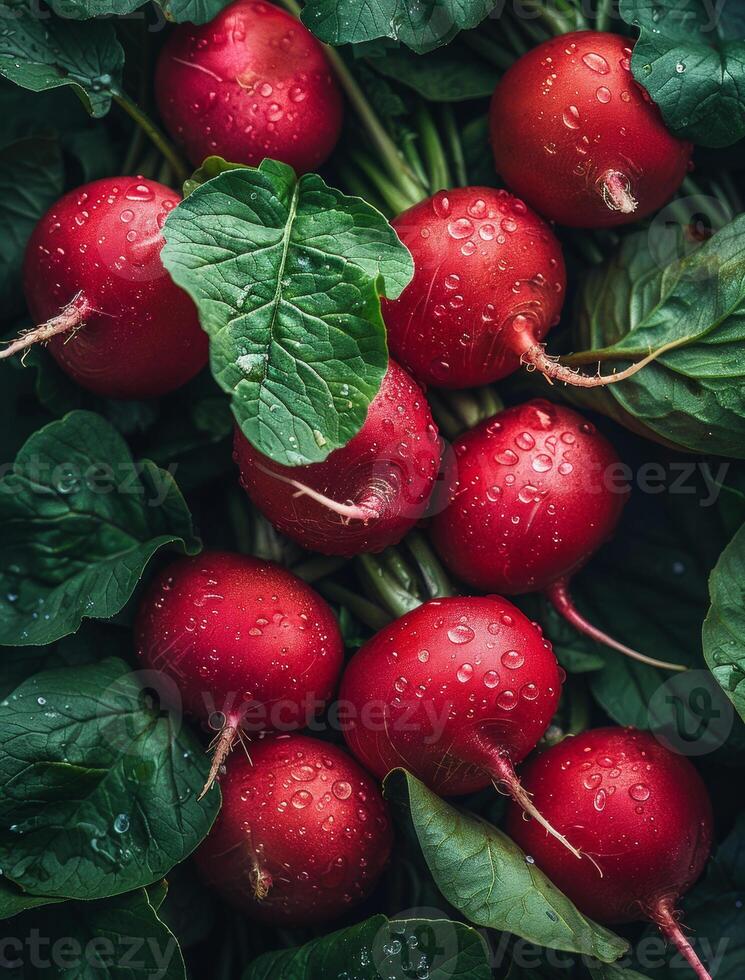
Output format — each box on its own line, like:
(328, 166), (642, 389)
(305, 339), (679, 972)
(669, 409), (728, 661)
(405, 532), (455, 599)
(460, 30), (517, 70)
(315, 580), (391, 631)
(415, 103), (451, 192)
(441, 105), (468, 187)
(350, 149), (417, 214)
(595, 0), (614, 32)
(113, 87), (189, 185)
(356, 553), (420, 619)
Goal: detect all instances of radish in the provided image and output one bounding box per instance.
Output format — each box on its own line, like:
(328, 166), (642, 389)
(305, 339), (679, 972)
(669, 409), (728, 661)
(490, 32), (693, 228)
(5, 177), (208, 399)
(506, 727), (714, 980)
(382, 187), (665, 388)
(429, 399), (685, 671)
(233, 359), (441, 556)
(193, 733), (393, 925)
(135, 550), (344, 795)
(340, 595), (582, 857)
(155, 0), (343, 174)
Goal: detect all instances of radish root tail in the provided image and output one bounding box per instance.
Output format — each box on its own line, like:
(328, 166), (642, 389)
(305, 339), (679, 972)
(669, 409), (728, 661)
(599, 170), (638, 215)
(0, 293), (90, 361)
(520, 337), (683, 388)
(491, 754), (582, 860)
(653, 899), (713, 980)
(546, 577), (687, 672)
(198, 720), (240, 800)
(252, 461), (381, 524)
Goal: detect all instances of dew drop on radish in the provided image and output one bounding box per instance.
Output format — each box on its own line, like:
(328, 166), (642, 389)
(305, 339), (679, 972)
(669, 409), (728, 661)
(193, 734), (393, 925)
(507, 727), (714, 980)
(155, 0), (343, 173)
(233, 360), (442, 556)
(490, 32), (692, 228)
(430, 400), (685, 671)
(135, 551), (344, 795)
(340, 596), (582, 857)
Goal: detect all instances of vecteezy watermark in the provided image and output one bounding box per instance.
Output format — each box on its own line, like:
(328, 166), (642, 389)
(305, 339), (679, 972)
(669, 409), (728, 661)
(0, 929), (178, 976)
(0, 458), (178, 508)
(542, 459), (730, 505)
(648, 669), (735, 757)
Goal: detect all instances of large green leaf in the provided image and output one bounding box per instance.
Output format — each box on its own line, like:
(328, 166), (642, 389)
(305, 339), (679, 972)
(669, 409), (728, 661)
(49, 0), (233, 24)
(0, 657), (219, 900)
(302, 0), (496, 54)
(620, 0), (745, 148)
(2, 888), (186, 979)
(162, 160), (412, 466)
(570, 220), (745, 458)
(243, 913), (492, 979)
(703, 522), (745, 722)
(0, 410), (201, 646)
(0, 4), (124, 118)
(0, 136), (64, 316)
(384, 770), (628, 964)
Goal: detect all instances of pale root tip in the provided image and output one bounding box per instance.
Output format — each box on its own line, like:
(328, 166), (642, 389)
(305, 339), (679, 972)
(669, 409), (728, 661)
(600, 170), (638, 215)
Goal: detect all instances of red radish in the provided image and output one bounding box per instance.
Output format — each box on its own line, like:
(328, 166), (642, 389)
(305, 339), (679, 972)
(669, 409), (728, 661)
(340, 595), (581, 856)
(430, 400), (684, 671)
(155, 0), (343, 173)
(7, 177), (207, 399)
(234, 359), (441, 556)
(490, 32), (692, 228)
(507, 727), (714, 980)
(382, 187), (666, 388)
(135, 550), (344, 795)
(194, 733), (393, 925)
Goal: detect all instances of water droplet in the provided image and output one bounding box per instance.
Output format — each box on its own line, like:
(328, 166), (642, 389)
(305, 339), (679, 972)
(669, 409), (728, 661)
(562, 105), (581, 129)
(448, 218), (474, 239)
(113, 813), (130, 834)
(501, 650), (525, 669)
(596, 86), (612, 103)
(532, 454), (553, 473)
(483, 670), (500, 689)
(582, 52), (610, 74)
(448, 624), (475, 645)
(629, 783), (651, 802)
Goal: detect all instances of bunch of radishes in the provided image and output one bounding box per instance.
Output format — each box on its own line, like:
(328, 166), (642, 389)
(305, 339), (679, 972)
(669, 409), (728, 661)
(2, 1), (718, 975)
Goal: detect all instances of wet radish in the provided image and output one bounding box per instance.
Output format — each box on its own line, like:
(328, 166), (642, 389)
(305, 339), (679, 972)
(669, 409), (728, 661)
(340, 595), (581, 857)
(193, 733), (393, 925)
(155, 0), (343, 173)
(430, 400), (684, 671)
(490, 32), (692, 228)
(234, 360), (441, 556)
(382, 187), (666, 389)
(507, 727), (714, 980)
(8, 177), (208, 399)
(135, 551), (344, 795)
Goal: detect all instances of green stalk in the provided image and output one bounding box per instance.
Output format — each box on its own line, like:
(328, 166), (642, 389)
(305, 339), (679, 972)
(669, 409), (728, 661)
(315, 580), (391, 631)
(401, 134), (430, 191)
(441, 105), (468, 188)
(428, 386), (504, 438)
(351, 149), (417, 213)
(405, 532), (455, 599)
(227, 488), (256, 556)
(415, 103), (451, 192)
(112, 87), (189, 185)
(122, 122), (146, 176)
(381, 548), (418, 593)
(336, 162), (389, 215)
(292, 555), (349, 583)
(595, 0), (614, 32)
(356, 553), (420, 619)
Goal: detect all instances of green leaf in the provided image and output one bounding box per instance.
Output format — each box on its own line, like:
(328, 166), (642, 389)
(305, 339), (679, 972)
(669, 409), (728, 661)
(366, 40), (499, 100)
(302, 0), (496, 54)
(182, 155), (246, 198)
(48, 0), (233, 24)
(160, 0), (234, 24)
(570, 220), (745, 458)
(3, 888), (186, 978)
(0, 410), (201, 647)
(0, 4), (124, 118)
(0, 657), (219, 901)
(162, 160), (412, 465)
(384, 769), (628, 964)
(588, 965), (653, 980)
(0, 878), (63, 920)
(243, 913), (492, 980)
(0, 136), (64, 317)
(703, 522), (745, 722)
(620, 0), (745, 148)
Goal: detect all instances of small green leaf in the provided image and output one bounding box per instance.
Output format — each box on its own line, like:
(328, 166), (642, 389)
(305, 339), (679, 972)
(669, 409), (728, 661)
(243, 913), (492, 979)
(588, 965), (653, 980)
(384, 769), (629, 964)
(182, 156), (246, 198)
(0, 136), (64, 317)
(703, 522), (745, 722)
(0, 4), (124, 118)
(570, 220), (745, 458)
(162, 160), (412, 465)
(0, 658), (219, 901)
(620, 0), (745, 148)
(0, 410), (201, 646)
(5, 888), (186, 978)
(160, 0), (234, 23)
(302, 0), (496, 54)
(0, 878), (63, 921)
